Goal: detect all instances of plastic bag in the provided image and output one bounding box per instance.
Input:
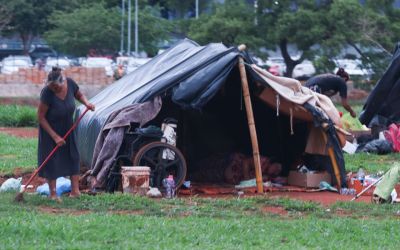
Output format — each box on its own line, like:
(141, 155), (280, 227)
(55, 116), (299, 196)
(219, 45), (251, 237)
(36, 177), (71, 197)
(0, 177), (22, 192)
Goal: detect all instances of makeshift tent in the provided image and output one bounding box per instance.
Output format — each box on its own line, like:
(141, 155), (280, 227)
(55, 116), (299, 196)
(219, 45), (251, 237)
(360, 42), (400, 128)
(76, 39), (347, 191)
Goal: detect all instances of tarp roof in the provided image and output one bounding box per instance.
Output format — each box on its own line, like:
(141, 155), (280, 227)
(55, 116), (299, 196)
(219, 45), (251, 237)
(76, 39), (240, 166)
(360, 43), (400, 127)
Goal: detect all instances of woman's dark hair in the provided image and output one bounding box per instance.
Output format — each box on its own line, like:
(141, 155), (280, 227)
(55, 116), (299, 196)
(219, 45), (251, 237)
(47, 67), (63, 84)
(336, 67), (349, 82)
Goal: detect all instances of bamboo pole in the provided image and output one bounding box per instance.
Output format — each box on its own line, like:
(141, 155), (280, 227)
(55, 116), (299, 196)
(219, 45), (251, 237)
(237, 45), (263, 193)
(321, 128), (342, 189)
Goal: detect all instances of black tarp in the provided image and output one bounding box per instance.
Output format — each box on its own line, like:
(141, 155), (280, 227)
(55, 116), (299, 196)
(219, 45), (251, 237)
(359, 43), (400, 127)
(75, 39), (346, 186)
(76, 39), (239, 167)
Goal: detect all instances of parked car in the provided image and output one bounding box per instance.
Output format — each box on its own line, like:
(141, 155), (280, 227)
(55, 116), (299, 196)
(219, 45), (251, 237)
(0, 56), (33, 74)
(84, 57), (114, 76)
(29, 47), (57, 62)
(333, 59), (373, 80)
(44, 57), (71, 72)
(292, 60), (316, 79)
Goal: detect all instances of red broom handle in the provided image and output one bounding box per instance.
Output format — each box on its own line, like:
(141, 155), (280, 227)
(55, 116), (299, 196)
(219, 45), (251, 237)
(23, 108), (90, 189)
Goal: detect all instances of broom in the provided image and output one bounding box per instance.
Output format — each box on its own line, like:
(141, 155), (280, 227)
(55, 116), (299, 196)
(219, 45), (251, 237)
(15, 108), (90, 202)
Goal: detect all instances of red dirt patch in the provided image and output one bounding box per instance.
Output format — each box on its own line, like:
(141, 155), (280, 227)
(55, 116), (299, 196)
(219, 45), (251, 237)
(0, 127), (38, 138)
(267, 191), (370, 206)
(262, 206), (288, 216)
(39, 206), (91, 215)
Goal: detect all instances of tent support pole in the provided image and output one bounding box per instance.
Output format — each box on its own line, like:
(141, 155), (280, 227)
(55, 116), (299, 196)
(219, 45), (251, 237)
(237, 45), (263, 193)
(321, 130), (342, 189)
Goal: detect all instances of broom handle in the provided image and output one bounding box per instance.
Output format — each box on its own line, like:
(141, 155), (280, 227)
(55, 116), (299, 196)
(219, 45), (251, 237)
(350, 176), (384, 201)
(22, 108), (90, 190)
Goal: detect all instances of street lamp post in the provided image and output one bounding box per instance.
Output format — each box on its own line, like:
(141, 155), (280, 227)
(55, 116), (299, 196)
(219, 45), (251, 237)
(120, 0), (125, 54)
(134, 0), (138, 55)
(127, 0), (131, 55)
(196, 0), (199, 19)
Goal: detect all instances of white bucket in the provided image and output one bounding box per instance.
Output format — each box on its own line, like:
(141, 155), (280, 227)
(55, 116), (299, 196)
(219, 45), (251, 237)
(121, 166), (150, 195)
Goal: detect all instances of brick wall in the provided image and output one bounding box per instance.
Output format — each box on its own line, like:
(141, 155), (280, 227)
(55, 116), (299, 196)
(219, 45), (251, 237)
(0, 67), (114, 85)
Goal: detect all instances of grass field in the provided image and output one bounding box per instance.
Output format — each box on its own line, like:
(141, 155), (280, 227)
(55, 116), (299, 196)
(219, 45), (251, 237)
(0, 133), (37, 175)
(0, 105), (37, 127)
(1, 192), (400, 249)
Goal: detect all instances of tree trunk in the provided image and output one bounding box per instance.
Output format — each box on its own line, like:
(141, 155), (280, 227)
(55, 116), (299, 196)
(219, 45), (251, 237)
(279, 39), (302, 77)
(20, 32), (33, 55)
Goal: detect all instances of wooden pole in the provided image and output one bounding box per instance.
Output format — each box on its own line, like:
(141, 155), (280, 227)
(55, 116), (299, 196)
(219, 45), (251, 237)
(321, 129), (342, 189)
(237, 44), (263, 193)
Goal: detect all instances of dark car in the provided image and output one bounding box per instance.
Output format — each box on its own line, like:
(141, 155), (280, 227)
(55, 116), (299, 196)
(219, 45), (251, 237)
(29, 47), (57, 62)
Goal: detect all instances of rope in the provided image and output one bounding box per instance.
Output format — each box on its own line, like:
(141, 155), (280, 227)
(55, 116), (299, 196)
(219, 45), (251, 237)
(276, 94), (280, 116)
(290, 107), (294, 135)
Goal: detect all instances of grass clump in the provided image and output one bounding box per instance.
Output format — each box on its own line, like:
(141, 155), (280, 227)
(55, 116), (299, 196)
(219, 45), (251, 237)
(0, 133), (37, 174)
(0, 105), (37, 127)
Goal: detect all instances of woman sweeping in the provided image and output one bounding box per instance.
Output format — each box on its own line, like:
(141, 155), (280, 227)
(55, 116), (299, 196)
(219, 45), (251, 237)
(37, 67), (95, 200)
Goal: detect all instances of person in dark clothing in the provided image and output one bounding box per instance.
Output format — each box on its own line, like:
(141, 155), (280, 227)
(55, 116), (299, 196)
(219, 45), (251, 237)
(305, 68), (356, 117)
(37, 67), (95, 200)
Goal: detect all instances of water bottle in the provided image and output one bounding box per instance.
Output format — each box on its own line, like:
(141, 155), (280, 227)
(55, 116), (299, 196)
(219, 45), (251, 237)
(162, 175), (176, 199)
(357, 168), (365, 185)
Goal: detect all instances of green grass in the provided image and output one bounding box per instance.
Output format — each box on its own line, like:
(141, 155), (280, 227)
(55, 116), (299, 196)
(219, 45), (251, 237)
(0, 133), (37, 175)
(0, 105), (37, 127)
(1, 193), (400, 249)
(345, 152), (400, 173)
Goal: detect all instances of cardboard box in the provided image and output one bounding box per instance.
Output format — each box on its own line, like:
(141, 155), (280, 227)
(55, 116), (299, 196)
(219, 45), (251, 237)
(288, 171), (331, 188)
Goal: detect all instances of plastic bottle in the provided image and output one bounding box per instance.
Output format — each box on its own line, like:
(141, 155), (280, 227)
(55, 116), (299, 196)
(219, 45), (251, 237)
(357, 168), (365, 185)
(162, 175), (176, 199)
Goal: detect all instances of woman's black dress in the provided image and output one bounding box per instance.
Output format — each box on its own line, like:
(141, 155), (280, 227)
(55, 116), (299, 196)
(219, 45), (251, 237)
(38, 78), (80, 180)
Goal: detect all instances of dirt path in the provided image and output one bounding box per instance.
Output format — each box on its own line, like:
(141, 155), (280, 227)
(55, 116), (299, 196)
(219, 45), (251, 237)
(0, 127), (38, 138)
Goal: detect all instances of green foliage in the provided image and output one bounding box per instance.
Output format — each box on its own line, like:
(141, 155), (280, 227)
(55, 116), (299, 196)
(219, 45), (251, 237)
(45, 3), (121, 56)
(45, 2), (172, 56)
(188, 0), (264, 52)
(136, 6), (174, 56)
(0, 105), (37, 127)
(0, 0), (77, 52)
(0, 133), (37, 174)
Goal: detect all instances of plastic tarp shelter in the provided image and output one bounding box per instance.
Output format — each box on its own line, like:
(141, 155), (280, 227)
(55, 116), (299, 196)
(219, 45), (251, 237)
(75, 39), (347, 187)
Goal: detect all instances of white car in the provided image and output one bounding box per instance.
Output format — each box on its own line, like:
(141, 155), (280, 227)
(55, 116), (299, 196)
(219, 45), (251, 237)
(292, 60), (316, 79)
(44, 58), (71, 72)
(84, 57), (114, 77)
(0, 56), (33, 74)
(126, 57), (151, 74)
(333, 59), (373, 79)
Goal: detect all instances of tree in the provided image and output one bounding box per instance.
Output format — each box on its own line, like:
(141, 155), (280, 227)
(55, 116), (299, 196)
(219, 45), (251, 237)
(45, 2), (172, 56)
(0, 4), (11, 32)
(44, 3), (121, 56)
(188, 0), (264, 52)
(0, 0), (76, 54)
